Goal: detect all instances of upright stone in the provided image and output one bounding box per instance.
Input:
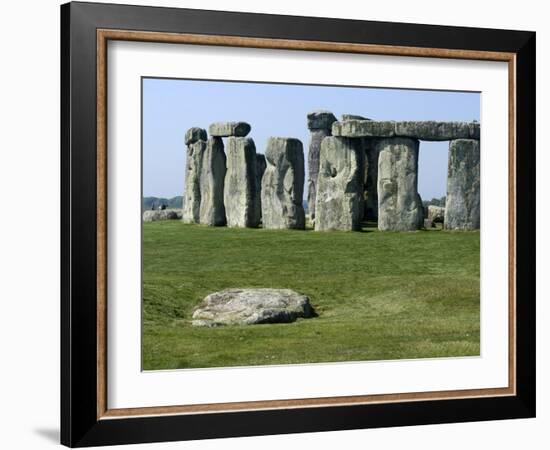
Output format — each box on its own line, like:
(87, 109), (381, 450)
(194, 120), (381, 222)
(444, 139), (480, 230)
(261, 137), (305, 230)
(182, 128), (207, 223)
(199, 137), (227, 226)
(376, 137), (423, 231)
(255, 153), (267, 219)
(224, 137), (261, 228)
(307, 111), (337, 220)
(315, 137), (364, 231)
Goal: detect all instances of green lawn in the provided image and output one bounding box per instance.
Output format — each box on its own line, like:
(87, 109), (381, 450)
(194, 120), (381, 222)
(142, 222), (480, 370)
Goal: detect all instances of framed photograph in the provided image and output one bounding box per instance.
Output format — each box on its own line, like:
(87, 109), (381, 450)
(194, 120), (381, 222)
(61, 1), (536, 447)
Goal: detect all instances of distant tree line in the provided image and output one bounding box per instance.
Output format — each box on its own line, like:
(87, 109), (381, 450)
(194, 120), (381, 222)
(143, 196), (183, 210)
(143, 196), (309, 212)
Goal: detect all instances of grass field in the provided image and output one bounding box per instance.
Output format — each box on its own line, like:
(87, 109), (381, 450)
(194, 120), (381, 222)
(142, 222), (480, 370)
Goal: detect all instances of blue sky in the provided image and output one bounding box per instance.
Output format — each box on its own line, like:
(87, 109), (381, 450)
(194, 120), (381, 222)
(142, 78), (480, 201)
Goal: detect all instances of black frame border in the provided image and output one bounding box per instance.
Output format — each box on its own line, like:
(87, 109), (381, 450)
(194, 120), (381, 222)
(61, 2), (536, 447)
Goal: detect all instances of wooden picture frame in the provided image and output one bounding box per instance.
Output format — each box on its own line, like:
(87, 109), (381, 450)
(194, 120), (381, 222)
(61, 1), (536, 447)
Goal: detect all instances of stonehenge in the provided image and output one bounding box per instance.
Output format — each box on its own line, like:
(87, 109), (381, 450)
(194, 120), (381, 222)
(261, 137), (306, 230)
(444, 139), (480, 230)
(181, 115), (480, 233)
(328, 118), (480, 231)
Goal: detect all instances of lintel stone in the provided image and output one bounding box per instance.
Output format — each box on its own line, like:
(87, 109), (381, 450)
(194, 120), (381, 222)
(332, 119), (480, 141)
(332, 120), (395, 138)
(209, 121), (251, 137)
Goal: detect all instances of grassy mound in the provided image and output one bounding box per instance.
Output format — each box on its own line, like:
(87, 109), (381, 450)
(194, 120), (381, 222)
(142, 222), (479, 370)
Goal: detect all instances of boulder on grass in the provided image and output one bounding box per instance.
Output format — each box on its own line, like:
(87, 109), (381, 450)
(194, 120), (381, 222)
(192, 288), (315, 326)
(143, 209), (181, 221)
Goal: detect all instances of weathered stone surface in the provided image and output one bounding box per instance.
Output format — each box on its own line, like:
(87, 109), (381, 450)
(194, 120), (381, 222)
(224, 137), (261, 228)
(307, 110), (337, 130)
(307, 129), (330, 220)
(377, 137), (424, 231)
(255, 153), (267, 219)
(332, 120), (395, 138)
(306, 111), (337, 220)
(209, 121), (251, 137)
(444, 139), (480, 230)
(341, 114), (371, 121)
(468, 121), (481, 140)
(261, 137), (305, 230)
(143, 209), (181, 222)
(182, 138), (206, 223)
(199, 137), (227, 226)
(363, 138), (381, 221)
(192, 288), (315, 326)
(332, 120), (480, 141)
(315, 137), (364, 231)
(395, 121), (479, 141)
(427, 205), (445, 223)
(184, 127), (207, 145)
(423, 218), (435, 229)
(255, 154), (267, 188)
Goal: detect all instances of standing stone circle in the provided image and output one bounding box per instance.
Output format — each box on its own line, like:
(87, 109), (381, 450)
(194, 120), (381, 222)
(182, 128), (207, 224)
(209, 121), (251, 137)
(306, 111), (337, 220)
(261, 137), (305, 230)
(377, 137), (424, 231)
(199, 137), (227, 226)
(181, 118), (479, 234)
(444, 139), (480, 230)
(224, 136), (261, 228)
(192, 288), (315, 327)
(315, 136), (364, 231)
